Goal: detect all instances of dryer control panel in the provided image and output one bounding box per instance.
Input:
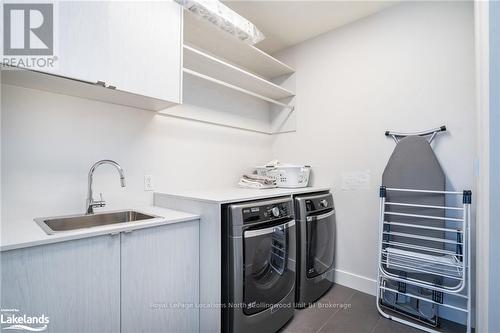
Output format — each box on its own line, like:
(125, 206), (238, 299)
(304, 194), (334, 213)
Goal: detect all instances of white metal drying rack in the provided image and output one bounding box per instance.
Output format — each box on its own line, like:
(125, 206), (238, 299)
(377, 186), (472, 333)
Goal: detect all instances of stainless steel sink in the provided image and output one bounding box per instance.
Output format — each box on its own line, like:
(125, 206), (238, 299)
(35, 210), (160, 235)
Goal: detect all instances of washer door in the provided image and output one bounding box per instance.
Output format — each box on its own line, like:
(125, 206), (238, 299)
(243, 220), (295, 315)
(306, 209), (335, 278)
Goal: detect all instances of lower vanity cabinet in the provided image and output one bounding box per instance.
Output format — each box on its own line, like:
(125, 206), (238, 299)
(120, 220), (200, 333)
(0, 220), (200, 333)
(1, 234), (121, 333)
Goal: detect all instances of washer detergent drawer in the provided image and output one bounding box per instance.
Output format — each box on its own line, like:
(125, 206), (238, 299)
(306, 209), (335, 278)
(243, 219), (296, 315)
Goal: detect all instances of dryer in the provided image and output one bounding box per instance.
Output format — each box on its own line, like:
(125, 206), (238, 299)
(294, 192), (335, 307)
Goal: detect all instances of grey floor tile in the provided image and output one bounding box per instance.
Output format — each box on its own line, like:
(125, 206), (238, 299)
(371, 317), (422, 333)
(373, 317), (470, 333)
(281, 287), (469, 333)
(318, 291), (380, 333)
(439, 318), (470, 333)
(280, 284), (356, 333)
(313, 284), (359, 316)
(377, 307), (469, 333)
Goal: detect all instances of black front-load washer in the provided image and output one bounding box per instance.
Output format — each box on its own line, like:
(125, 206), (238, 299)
(222, 197), (296, 333)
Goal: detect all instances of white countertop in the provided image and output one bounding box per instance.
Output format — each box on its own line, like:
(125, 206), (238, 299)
(0, 206), (199, 252)
(155, 186), (331, 204)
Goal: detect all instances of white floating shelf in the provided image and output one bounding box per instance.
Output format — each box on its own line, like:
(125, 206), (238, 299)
(183, 45), (294, 102)
(183, 68), (294, 110)
(184, 11), (294, 79)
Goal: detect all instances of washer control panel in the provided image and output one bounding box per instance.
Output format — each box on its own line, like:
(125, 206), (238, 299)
(242, 200), (292, 224)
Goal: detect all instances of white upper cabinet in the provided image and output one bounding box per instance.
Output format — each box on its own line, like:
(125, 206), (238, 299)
(107, 1), (182, 103)
(52, 1), (112, 84)
(3, 1), (182, 110)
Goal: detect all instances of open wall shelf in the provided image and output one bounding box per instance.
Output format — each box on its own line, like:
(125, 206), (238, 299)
(183, 45), (294, 102)
(184, 12), (294, 79)
(159, 9), (297, 134)
(183, 68), (293, 110)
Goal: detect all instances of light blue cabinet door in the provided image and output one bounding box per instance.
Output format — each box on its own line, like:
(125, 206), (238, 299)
(0, 235), (121, 333)
(120, 221), (200, 333)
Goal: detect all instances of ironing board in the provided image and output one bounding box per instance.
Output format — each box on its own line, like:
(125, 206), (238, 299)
(383, 136), (446, 266)
(376, 127), (472, 333)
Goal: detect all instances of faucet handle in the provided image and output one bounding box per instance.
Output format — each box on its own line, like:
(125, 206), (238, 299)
(95, 193), (106, 208)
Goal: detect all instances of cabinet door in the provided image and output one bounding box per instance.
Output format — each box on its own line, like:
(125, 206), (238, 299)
(121, 221), (200, 333)
(107, 1), (182, 103)
(51, 1), (111, 84)
(14, 1), (182, 104)
(0, 235), (121, 333)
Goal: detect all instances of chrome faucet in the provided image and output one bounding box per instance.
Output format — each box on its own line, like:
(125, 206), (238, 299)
(86, 160), (126, 214)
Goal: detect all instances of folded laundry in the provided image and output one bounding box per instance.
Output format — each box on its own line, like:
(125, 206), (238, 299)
(238, 173), (277, 189)
(238, 178), (277, 189)
(242, 173), (276, 185)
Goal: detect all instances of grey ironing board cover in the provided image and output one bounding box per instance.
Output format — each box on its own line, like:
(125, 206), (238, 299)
(382, 136), (446, 281)
(383, 136), (445, 192)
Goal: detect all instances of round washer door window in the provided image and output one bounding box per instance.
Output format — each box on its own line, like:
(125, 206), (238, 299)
(243, 221), (296, 315)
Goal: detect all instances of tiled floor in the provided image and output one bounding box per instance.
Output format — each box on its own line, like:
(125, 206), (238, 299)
(280, 284), (467, 333)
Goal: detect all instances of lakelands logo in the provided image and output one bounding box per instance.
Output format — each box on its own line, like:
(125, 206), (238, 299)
(0, 309), (49, 331)
(1, 2), (58, 69)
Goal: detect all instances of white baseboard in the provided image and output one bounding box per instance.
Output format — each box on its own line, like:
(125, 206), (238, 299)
(332, 269), (465, 325)
(333, 268), (377, 296)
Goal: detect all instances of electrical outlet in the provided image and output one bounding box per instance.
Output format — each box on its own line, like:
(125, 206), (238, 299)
(144, 175), (154, 191)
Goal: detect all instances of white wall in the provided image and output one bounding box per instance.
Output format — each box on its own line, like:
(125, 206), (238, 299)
(271, 0), (475, 318)
(1, 85), (273, 221)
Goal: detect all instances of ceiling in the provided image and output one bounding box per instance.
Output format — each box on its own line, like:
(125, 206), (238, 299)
(223, 1), (398, 54)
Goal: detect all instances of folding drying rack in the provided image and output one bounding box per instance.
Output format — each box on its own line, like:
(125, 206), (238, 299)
(377, 186), (472, 333)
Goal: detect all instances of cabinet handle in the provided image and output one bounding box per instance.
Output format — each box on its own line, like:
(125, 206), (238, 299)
(94, 81), (116, 90)
(109, 232), (120, 236)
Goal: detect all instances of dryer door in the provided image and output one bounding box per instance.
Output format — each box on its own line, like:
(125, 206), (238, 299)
(306, 209), (335, 278)
(242, 219), (296, 315)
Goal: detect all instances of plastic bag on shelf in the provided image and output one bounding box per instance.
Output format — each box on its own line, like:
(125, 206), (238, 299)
(175, 0), (265, 45)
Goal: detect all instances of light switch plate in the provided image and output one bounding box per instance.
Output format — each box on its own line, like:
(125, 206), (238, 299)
(144, 175), (154, 191)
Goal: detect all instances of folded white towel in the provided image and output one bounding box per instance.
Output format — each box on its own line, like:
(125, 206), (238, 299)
(238, 178), (277, 189)
(242, 174), (275, 185)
